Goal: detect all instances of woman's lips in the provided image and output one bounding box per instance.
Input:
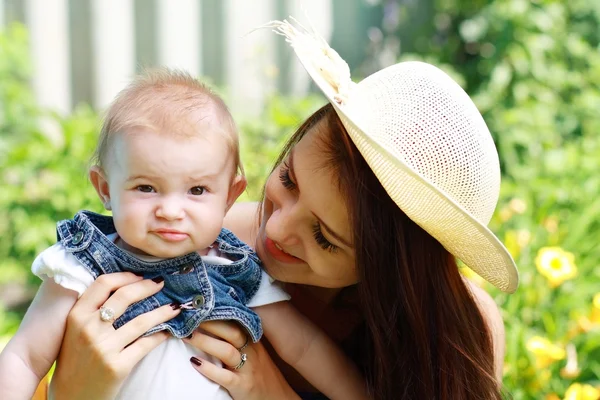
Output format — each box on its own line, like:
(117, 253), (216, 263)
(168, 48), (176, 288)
(264, 237), (303, 264)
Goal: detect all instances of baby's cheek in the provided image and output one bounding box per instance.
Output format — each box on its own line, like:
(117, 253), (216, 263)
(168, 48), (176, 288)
(192, 209), (225, 244)
(113, 211), (144, 243)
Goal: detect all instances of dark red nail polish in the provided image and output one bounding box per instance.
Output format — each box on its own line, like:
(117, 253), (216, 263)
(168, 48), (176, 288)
(152, 276), (164, 284)
(190, 357), (202, 366)
(170, 302), (181, 310)
(186, 333), (193, 339)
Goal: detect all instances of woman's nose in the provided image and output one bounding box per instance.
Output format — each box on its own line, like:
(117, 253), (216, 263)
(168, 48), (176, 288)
(264, 171), (302, 246)
(155, 195), (185, 220)
(265, 205), (302, 247)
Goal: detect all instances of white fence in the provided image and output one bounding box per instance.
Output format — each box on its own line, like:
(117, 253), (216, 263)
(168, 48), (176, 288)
(0, 0), (342, 121)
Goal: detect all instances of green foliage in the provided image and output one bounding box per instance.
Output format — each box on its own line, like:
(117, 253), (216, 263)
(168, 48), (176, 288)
(0, 23), (41, 335)
(0, 23), (38, 160)
(1, 104), (101, 279)
(0, 104), (102, 335)
(487, 140), (600, 399)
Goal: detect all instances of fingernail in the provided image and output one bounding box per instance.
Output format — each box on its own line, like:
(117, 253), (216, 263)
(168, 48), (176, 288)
(170, 302), (181, 310)
(190, 357), (202, 366)
(185, 333), (193, 339)
(152, 276), (164, 284)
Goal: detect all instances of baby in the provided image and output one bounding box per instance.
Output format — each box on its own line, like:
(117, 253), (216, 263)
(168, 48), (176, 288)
(0, 69), (366, 399)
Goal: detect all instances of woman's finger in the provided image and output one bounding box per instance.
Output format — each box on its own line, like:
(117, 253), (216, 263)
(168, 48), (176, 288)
(185, 332), (243, 368)
(110, 303), (181, 350)
(198, 320), (248, 350)
(75, 272), (144, 312)
(189, 357), (239, 389)
(120, 330), (170, 366)
(98, 278), (166, 323)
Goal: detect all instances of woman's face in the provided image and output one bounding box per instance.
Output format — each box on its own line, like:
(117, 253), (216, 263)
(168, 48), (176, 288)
(256, 123), (358, 288)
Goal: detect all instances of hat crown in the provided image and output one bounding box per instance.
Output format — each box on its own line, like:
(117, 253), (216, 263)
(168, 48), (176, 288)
(348, 62), (501, 224)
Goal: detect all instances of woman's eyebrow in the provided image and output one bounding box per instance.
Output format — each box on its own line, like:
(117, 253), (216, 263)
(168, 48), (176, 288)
(289, 147), (353, 249)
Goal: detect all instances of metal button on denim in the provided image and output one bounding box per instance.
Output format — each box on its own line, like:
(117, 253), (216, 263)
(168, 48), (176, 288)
(179, 264), (193, 274)
(71, 231), (84, 245)
(192, 295), (205, 308)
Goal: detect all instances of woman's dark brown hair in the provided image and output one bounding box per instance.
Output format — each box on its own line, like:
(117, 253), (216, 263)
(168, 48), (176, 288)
(270, 104), (504, 399)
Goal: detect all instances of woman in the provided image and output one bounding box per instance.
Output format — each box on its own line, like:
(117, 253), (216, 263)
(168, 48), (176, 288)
(48, 19), (517, 399)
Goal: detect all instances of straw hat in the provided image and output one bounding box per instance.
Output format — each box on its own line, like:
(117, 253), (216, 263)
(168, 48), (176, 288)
(265, 17), (518, 293)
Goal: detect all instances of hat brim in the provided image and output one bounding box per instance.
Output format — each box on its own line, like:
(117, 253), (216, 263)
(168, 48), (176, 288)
(295, 57), (518, 293)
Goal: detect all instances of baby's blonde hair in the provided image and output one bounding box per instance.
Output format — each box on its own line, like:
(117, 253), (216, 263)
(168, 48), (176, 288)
(92, 68), (242, 176)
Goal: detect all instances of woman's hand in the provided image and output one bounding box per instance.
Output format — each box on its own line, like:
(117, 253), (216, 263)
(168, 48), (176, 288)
(186, 321), (300, 400)
(50, 272), (181, 400)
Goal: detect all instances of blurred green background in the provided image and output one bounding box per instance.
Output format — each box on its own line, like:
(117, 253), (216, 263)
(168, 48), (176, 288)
(1, 1), (600, 399)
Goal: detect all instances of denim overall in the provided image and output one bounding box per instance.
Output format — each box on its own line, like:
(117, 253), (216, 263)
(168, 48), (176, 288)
(57, 211), (264, 342)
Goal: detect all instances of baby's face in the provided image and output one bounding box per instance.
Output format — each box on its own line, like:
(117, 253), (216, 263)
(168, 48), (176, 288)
(97, 127), (238, 258)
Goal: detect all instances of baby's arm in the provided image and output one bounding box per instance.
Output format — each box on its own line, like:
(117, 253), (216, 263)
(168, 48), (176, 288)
(0, 280), (78, 399)
(255, 301), (368, 400)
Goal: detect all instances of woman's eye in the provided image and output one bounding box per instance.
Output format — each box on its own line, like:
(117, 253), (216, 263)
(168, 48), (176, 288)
(189, 186), (206, 196)
(312, 223), (339, 254)
(278, 162), (296, 190)
(137, 185), (155, 193)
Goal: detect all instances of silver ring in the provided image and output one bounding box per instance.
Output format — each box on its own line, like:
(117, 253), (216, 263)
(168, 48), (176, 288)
(99, 306), (116, 323)
(233, 353), (247, 370)
(237, 336), (249, 352)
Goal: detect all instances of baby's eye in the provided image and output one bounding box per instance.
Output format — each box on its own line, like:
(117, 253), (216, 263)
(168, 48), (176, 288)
(189, 186), (206, 196)
(137, 185), (155, 193)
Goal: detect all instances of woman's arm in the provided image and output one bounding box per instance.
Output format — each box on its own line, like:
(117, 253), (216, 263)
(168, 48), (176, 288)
(0, 280), (77, 399)
(257, 302), (368, 400)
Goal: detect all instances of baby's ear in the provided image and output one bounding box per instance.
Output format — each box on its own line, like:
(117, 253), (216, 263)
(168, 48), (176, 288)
(89, 166), (112, 210)
(225, 175), (247, 212)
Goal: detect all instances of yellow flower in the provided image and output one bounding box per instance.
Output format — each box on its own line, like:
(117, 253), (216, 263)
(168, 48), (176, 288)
(526, 336), (566, 369)
(563, 383), (600, 400)
(535, 247), (577, 288)
(591, 293), (600, 325)
(577, 316), (595, 334)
